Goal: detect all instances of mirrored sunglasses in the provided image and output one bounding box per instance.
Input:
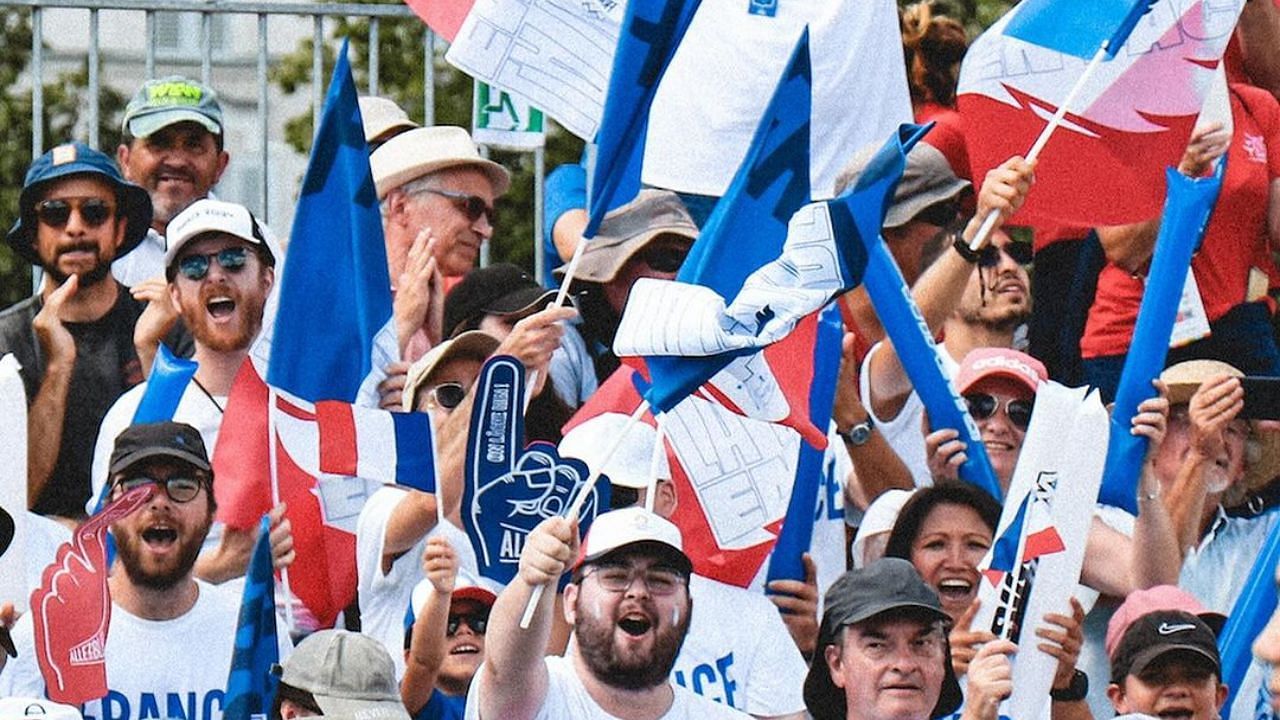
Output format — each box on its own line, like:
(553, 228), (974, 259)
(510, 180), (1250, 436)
(35, 198), (116, 228)
(964, 393), (1034, 432)
(178, 246), (251, 281)
(447, 611), (489, 636)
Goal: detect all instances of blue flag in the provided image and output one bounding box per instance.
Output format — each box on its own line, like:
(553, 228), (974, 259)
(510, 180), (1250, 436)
(1219, 518), (1280, 717)
(132, 345), (198, 424)
(586, 0), (701, 238)
(463, 356), (609, 590)
(267, 39), (393, 402)
(1097, 164), (1223, 513)
(1003, 0), (1158, 59)
(764, 304), (842, 585)
(223, 514), (279, 720)
(640, 30), (812, 417)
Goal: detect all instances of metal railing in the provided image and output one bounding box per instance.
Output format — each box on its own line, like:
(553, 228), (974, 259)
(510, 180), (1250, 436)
(7, 0), (548, 279)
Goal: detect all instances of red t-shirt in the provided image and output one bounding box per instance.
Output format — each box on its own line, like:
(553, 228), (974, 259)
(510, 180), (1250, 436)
(1082, 84), (1280, 358)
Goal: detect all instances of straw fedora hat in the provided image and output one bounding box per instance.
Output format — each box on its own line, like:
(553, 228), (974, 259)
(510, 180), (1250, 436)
(370, 126), (511, 200)
(1160, 359), (1280, 494)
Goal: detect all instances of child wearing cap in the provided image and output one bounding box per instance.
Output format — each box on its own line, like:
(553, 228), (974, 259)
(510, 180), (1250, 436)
(402, 536), (496, 720)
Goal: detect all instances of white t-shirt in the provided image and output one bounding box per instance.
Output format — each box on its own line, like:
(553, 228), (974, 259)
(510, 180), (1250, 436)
(356, 485), (478, 680)
(112, 228), (167, 289)
(88, 381), (228, 558)
(672, 574), (807, 716)
(464, 655), (750, 720)
(0, 580), (292, 720)
(23, 511), (71, 598)
(858, 341), (961, 488)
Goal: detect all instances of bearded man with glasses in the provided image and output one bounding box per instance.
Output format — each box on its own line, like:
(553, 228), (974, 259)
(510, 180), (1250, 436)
(0, 421), (293, 707)
(0, 142), (193, 525)
(87, 198), (295, 589)
(471, 507), (749, 719)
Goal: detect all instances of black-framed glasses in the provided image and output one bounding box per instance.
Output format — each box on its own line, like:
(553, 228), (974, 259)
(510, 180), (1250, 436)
(976, 241), (1034, 268)
(447, 610), (490, 636)
(635, 244), (688, 274)
(178, 246), (251, 281)
(113, 474), (208, 503)
(420, 188), (496, 226)
(582, 563), (687, 596)
(427, 382), (468, 411)
(35, 198), (116, 228)
(964, 393), (1034, 432)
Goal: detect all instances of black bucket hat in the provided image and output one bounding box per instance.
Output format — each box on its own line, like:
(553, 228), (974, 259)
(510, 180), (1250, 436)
(804, 558), (964, 720)
(7, 142), (152, 266)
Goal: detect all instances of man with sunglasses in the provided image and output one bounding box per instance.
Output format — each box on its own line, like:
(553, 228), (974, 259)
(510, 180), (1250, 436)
(849, 151), (1035, 493)
(0, 421), (292, 711)
(470, 507), (748, 719)
(0, 142), (187, 525)
(372, 126), (511, 368)
(88, 198), (291, 586)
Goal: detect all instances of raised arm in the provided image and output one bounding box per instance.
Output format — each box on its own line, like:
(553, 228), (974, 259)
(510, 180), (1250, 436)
(475, 516), (576, 720)
(402, 536), (458, 714)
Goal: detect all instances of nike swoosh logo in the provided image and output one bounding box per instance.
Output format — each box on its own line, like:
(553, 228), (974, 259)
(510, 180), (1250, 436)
(1158, 622), (1198, 635)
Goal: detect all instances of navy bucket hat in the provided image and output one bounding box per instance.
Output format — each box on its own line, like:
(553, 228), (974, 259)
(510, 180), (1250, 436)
(6, 142), (152, 266)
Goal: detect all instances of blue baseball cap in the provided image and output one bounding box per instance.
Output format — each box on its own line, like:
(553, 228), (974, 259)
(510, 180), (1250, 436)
(6, 142), (152, 266)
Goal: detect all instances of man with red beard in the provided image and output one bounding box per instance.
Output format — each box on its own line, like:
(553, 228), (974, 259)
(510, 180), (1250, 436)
(0, 142), (177, 525)
(468, 507), (748, 719)
(0, 421), (293, 712)
(88, 198), (290, 585)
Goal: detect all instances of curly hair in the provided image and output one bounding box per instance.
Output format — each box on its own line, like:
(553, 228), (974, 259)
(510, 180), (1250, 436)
(901, 2), (969, 107)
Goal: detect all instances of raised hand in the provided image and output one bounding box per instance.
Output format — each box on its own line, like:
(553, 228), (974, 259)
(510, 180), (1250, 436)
(132, 277), (181, 372)
(767, 552), (819, 657)
(267, 502), (295, 570)
(31, 484), (155, 703)
(33, 275), (79, 370)
(423, 536), (459, 596)
(949, 598), (998, 678)
(517, 516), (578, 588)
(394, 229), (445, 355)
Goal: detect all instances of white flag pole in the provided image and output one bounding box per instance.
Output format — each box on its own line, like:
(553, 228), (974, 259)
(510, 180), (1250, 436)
(644, 414), (667, 513)
(519, 398), (651, 629)
(267, 386), (297, 634)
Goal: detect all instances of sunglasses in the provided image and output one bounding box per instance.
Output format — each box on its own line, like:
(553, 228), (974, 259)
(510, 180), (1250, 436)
(35, 197), (116, 228)
(427, 381), (468, 411)
(913, 201), (961, 228)
(636, 244), (687, 274)
(178, 246), (251, 281)
(976, 241), (1034, 268)
(421, 188), (496, 226)
(113, 474), (208, 503)
(447, 611), (490, 636)
(964, 393), (1034, 432)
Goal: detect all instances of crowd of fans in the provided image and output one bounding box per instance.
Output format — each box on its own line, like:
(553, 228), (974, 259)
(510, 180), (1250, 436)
(0, 2), (1279, 719)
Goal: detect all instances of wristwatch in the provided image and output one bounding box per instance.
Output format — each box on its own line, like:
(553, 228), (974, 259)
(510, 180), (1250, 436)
(1050, 670), (1089, 702)
(839, 417), (875, 447)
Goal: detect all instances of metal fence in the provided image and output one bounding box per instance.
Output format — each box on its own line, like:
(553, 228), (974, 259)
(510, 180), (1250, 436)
(5, 0), (548, 277)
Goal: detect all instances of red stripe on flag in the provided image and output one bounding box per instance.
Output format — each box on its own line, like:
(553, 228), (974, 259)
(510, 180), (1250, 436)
(1022, 526), (1066, 562)
(403, 0), (472, 43)
(316, 401), (359, 477)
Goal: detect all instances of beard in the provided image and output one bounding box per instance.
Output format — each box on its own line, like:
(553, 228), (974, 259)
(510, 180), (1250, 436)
(44, 244), (112, 286)
(182, 279), (267, 352)
(113, 512), (209, 591)
(574, 599), (690, 691)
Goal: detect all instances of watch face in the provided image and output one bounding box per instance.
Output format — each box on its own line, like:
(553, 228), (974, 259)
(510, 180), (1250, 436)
(848, 422), (873, 445)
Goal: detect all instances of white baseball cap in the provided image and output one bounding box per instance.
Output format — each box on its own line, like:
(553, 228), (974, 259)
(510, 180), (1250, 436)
(163, 198), (273, 271)
(574, 507), (691, 575)
(559, 413), (669, 489)
(0, 698), (84, 720)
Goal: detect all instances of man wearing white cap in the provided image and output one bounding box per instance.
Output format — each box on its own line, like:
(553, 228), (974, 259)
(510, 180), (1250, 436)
(470, 507), (748, 719)
(88, 198), (291, 585)
(371, 126), (512, 366)
(559, 418), (808, 719)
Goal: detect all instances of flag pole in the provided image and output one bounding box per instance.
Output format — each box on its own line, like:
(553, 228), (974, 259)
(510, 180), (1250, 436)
(519, 398), (651, 629)
(644, 414), (666, 513)
(266, 386), (297, 634)
(967, 44), (1110, 251)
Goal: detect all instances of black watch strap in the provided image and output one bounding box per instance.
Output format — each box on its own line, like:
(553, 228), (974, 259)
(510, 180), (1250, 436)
(952, 233), (981, 263)
(1050, 669), (1089, 702)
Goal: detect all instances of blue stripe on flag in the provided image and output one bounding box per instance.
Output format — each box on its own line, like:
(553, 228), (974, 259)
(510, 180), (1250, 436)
(392, 411), (436, 493)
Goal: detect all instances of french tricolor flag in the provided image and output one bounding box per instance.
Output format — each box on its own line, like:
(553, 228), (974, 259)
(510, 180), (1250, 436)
(983, 491), (1065, 586)
(314, 401), (436, 493)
